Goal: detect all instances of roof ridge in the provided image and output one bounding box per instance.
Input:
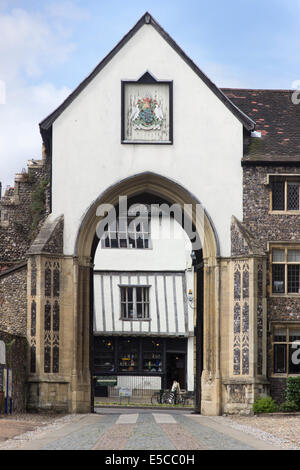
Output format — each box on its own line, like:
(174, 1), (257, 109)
(222, 88), (293, 93)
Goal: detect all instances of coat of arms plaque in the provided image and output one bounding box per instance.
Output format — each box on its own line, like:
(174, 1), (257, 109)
(121, 72), (173, 144)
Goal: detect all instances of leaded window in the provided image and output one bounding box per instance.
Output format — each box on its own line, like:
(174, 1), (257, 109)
(272, 181), (284, 210)
(271, 248), (300, 294)
(271, 179), (300, 211)
(273, 326), (300, 374)
(287, 183), (299, 211)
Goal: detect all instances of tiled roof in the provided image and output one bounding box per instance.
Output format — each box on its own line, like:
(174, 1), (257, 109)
(222, 88), (300, 162)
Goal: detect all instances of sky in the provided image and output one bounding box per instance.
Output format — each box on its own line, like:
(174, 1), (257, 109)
(0, 0), (300, 189)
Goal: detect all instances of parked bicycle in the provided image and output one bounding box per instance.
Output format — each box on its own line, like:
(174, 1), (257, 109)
(151, 381), (186, 406)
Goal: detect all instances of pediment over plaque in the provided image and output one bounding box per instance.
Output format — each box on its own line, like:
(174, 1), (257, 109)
(121, 71), (173, 144)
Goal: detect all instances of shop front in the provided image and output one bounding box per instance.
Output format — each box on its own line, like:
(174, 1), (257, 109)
(93, 336), (189, 398)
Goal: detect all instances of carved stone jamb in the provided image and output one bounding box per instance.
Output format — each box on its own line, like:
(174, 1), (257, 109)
(225, 254), (268, 414)
(27, 255), (43, 377)
(201, 255), (222, 416)
(26, 254), (45, 409)
(68, 255), (93, 413)
(26, 216), (70, 412)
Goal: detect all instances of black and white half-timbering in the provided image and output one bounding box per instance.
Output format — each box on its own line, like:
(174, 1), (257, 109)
(93, 210), (194, 398)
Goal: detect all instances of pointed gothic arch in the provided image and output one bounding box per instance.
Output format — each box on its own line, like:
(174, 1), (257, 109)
(72, 172), (221, 415)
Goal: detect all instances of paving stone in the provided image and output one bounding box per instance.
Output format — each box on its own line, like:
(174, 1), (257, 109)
(42, 414), (118, 450)
(116, 413), (138, 424)
(125, 413), (175, 450)
(0, 411), (283, 450)
(152, 413), (176, 424)
(175, 414), (254, 450)
(93, 424), (135, 450)
(160, 423), (206, 450)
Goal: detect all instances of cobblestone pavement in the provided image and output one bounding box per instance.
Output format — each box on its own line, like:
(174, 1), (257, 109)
(226, 415), (300, 449)
(0, 409), (286, 450)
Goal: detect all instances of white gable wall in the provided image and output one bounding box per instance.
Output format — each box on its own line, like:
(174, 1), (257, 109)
(51, 23), (243, 257)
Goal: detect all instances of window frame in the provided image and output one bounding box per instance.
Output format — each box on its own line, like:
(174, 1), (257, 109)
(270, 176), (300, 213)
(270, 245), (300, 296)
(119, 285), (151, 321)
(100, 215), (152, 250)
(271, 323), (300, 377)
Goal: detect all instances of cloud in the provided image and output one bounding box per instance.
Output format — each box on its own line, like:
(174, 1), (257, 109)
(46, 0), (90, 21)
(0, 8), (75, 81)
(0, 82), (71, 191)
(0, 5), (82, 189)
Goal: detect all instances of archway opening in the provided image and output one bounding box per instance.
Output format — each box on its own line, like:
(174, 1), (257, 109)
(90, 192), (203, 409)
(75, 173), (218, 413)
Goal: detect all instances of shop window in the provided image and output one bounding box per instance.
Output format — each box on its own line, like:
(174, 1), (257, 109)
(271, 247), (300, 294)
(143, 338), (162, 373)
(120, 286), (150, 320)
(273, 326), (300, 374)
(94, 337), (115, 373)
(118, 338), (139, 372)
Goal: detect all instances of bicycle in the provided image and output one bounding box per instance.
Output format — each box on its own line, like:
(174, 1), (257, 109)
(151, 391), (161, 405)
(150, 389), (186, 406)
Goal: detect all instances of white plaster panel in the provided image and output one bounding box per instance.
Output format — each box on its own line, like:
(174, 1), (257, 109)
(165, 275), (175, 333)
(94, 215), (192, 271)
(175, 275), (185, 334)
(187, 337), (194, 391)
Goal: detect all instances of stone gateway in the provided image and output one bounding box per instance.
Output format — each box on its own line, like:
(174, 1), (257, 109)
(1, 12), (300, 415)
